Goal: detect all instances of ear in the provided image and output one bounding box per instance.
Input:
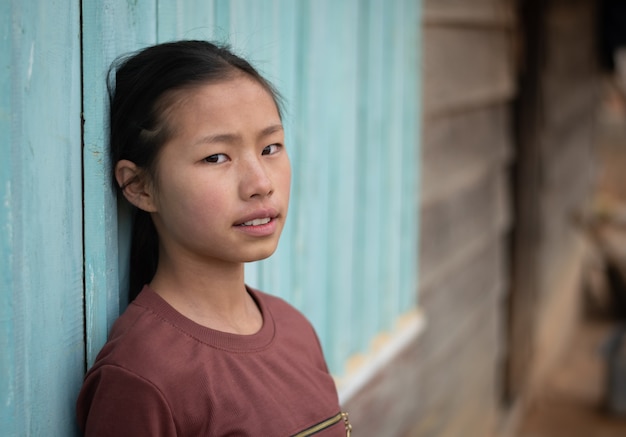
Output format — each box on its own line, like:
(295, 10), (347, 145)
(115, 160), (158, 212)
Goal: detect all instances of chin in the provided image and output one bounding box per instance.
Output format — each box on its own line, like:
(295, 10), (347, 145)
(242, 246), (278, 263)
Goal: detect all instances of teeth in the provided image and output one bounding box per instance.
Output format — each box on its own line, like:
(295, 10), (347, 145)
(241, 217), (271, 226)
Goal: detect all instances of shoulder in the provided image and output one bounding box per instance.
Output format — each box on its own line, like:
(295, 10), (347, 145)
(87, 290), (194, 386)
(77, 363), (176, 436)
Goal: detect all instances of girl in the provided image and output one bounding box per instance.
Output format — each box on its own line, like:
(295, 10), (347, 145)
(76, 40), (350, 436)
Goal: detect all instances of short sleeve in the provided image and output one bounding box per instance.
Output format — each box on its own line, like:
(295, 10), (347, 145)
(77, 364), (177, 437)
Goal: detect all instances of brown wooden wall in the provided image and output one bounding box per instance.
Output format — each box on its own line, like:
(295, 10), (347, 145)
(342, 1), (600, 436)
(415, 1), (516, 435)
(507, 0), (599, 405)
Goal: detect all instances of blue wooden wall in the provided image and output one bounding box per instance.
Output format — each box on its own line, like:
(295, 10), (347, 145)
(1, 1), (84, 435)
(2, 1), (420, 435)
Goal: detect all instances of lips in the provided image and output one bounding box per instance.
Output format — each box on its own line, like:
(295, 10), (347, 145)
(240, 217), (271, 226)
(234, 208), (279, 227)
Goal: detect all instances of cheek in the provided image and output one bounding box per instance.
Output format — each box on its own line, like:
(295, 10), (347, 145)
(156, 173), (228, 216)
(278, 159), (292, 193)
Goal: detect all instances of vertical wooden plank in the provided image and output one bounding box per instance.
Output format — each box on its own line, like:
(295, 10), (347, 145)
(400, 0), (421, 312)
(376, 1), (394, 332)
(322, 0), (359, 372)
(156, 0), (217, 42)
(213, 0), (232, 44)
(82, 0), (157, 366)
(392, 0), (420, 314)
(1, 1), (84, 435)
(290, 0), (335, 351)
(355, 0), (386, 349)
(0, 4), (16, 435)
(350, 0), (371, 356)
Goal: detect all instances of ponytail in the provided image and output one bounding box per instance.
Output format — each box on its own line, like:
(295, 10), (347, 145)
(128, 209), (158, 301)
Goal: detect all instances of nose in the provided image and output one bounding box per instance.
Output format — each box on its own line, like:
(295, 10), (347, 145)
(239, 155), (273, 199)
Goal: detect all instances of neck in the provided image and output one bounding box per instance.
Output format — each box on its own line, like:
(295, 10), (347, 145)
(148, 248), (262, 335)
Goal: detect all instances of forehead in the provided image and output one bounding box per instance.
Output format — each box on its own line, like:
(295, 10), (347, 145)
(158, 76), (282, 146)
(168, 76), (279, 120)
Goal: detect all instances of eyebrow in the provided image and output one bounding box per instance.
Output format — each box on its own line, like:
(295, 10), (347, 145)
(193, 124), (284, 146)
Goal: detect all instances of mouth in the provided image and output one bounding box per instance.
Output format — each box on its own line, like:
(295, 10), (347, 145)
(234, 208), (279, 228)
(234, 211), (280, 237)
(238, 217), (272, 227)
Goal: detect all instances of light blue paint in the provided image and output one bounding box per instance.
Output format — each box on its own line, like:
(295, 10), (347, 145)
(356, 0), (387, 349)
(1, 1), (84, 436)
(401, 0), (421, 312)
(82, 0), (157, 367)
(1, 4), (16, 435)
(2, 0), (420, 433)
(314, 0), (360, 371)
(157, 0), (217, 42)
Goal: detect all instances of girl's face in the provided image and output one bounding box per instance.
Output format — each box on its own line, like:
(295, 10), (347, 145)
(147, 75), (291, 267)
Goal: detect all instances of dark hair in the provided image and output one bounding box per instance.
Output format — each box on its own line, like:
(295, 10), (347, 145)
(108, 40), (283, 300)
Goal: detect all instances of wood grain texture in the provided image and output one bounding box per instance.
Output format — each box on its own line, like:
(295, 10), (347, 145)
(421, 103), (513, 205)
(506, 0), (599, 405)
(420, 168), (511, 285)
(1, 1), (84, 435)
(423, 25), (515, 116)
(82, 0), (158, 367)
(423, 0), (515, 27)
(412, 1), (515, 434)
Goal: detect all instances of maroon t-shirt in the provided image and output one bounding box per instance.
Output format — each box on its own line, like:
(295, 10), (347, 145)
(77, 286), (347, 436)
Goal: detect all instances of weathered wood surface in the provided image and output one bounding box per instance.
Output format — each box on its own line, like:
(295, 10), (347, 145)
(422, 26), (515, 116)
(420, 167), (511, 289)
(1, 1), (84, 435)
(507, 0), (599, 405)
(82, 0), (158, 367)
(410, 0), (516, 435)
(421, 103), (512, 205)
(424, 0), (515, 26)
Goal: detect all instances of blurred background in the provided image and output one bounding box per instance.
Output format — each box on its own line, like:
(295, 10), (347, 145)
(408, 0), (626, 436)
(412, 0), (626, 436)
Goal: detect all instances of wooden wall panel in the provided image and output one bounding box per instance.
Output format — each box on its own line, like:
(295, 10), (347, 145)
(423, 26), (515, 115)
(82, 0), (158, 367)
(414, 0), (516, 434)
(1, 1), (84, 435)
(424, 0), (514, 25)
(410, 293), (502, 437)
(419, 238), (506, 359)
(506, 0), (599, 408)
(536, 0), (598, 312)
(421, 103), (512, 204)
(420, 169), (510, 285)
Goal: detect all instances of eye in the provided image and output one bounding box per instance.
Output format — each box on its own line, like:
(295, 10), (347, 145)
(203, 153), (229, 164)
(262, 144), (282, 156)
